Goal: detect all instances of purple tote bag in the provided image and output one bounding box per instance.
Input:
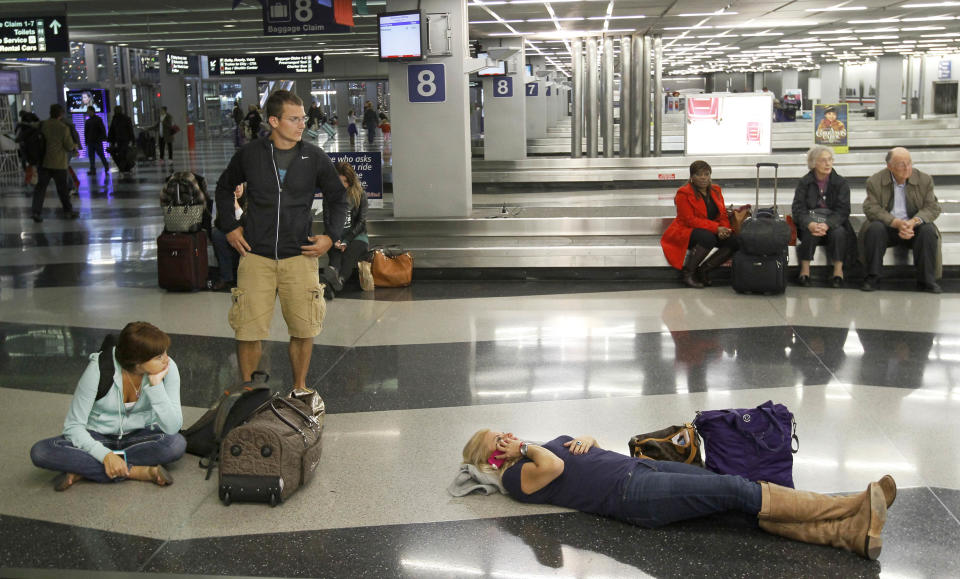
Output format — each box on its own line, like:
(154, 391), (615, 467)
(693, 400), (799, 488)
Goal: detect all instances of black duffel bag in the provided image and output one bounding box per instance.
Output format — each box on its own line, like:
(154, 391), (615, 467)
(739, 215), (792, 256)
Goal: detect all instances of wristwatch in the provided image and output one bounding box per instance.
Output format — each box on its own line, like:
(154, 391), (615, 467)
(519, 442), (529, 458)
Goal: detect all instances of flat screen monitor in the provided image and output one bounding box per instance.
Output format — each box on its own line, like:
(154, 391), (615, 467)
(525, 64), (533, 76)
(378, 10), (424, 62)
(477, 54), (507, 77)
(0, 70), (20, 94)
(66, 89), (109, 114)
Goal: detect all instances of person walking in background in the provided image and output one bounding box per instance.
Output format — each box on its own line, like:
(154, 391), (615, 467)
(244, 105), (262, 141)
(84, 106), (109, 175)
(362, 101), (378, 146)
(378, 113), (391, 145)
(347, 109), (358, 149)
(107, 106), (136, 176)
(31, 104), (79, 223)
(151, 106), (175, 162)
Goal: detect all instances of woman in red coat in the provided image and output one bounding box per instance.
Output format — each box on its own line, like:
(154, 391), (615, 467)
(660, 160), (739, 288)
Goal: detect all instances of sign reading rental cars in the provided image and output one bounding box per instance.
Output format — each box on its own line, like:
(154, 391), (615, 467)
(0, 16), (69, 55)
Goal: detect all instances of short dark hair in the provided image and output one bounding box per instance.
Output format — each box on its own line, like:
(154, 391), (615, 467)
(49, 103), (64, 118)
(265, 90), (302, 122)
(87, 106), (96, 114)
(115, 321), (171, 372)
(689, 160), (712, 177)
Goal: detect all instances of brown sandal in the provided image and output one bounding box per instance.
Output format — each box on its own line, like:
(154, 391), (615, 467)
(152, 466), (174, 487)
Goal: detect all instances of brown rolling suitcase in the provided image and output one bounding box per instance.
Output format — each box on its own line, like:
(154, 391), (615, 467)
(218, 395), (324, 507)
(157, 230), (208, 291)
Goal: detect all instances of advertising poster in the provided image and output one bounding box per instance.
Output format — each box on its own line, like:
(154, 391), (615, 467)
(314, 152), (383, 209)
(66, 89), (110, 160)
(814, 103), (848, 154)
(684, 94), (772, 155)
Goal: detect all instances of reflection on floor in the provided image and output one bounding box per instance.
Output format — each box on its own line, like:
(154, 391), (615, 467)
(0, 140), (958, 577)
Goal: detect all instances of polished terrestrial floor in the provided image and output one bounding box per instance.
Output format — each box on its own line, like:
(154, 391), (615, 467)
(1, 138), (959, 578)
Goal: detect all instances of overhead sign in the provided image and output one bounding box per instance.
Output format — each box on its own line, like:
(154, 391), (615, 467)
(208, 53), (324, 76)
(165, 54), (199, 75)
(939, 60), (951, 80)
(262, 0), (353, 35)
(0, 15), (69, 55)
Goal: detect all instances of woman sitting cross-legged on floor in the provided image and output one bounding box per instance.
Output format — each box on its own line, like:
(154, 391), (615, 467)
(30, 322), (186, 491)
(462, 429), (896, 560)
(661, 160), (739, 288)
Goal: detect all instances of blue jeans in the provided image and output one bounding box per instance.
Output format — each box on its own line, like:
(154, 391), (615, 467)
(616, 460), (762, 528)
(211, 227), (240, 283)
(30, 426), (186, 483)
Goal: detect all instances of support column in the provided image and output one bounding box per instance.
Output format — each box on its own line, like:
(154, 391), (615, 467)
(294, 79), (313, 113)
(653, 34), (662, 157)
(820, 63), (841, 104)
(602, 35), (614, 158)
(585, 37), (599, 157)
(619, 35), (631, 158)
(782, 69), (799, 94)
(631, 34), (642, 157)
(526, 57), (547, 139)
(387, 0), (471, 217)
(876, 54), (903, 120)
(159, 52), (188, 153)
(905, 57), (914, 118)
(571, 39), (582, 158)
(918, 55), (926, 119)
(239, 77), (259, 112)
(640, 35), (651, 157)
(483, 36), (526, 161)
(840, 64), (848, 103)
(334, 81), (351, 137)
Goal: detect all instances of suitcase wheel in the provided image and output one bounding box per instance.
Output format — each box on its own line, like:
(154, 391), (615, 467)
(269, 492), (278, 507)
(222, 491), (231, 506)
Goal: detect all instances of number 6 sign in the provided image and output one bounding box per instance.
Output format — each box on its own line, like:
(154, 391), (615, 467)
(493, 76), (513, 98)
(408, 64), (446, 103)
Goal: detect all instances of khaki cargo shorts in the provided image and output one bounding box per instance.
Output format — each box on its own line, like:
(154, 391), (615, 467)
(229, 253), (326, 341)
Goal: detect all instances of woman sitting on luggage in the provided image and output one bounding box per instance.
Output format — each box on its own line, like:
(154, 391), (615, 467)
(30, 322), (186, 491)
(791, 145), (854, 288)
(661, 160), (739, 288)
(322, 162), (369, 298)
(462, 430), (895, 560)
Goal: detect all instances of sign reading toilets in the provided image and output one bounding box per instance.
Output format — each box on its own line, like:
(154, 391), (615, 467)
(684, 94), (772, 156)
(316, 152), (383, 209)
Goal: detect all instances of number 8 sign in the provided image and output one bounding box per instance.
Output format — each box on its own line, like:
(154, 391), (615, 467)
(408, 64), (446, 103)
(493, 77), (513, 98)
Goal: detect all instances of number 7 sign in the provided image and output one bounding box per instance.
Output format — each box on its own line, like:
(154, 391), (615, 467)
(526, 82), (539, 96)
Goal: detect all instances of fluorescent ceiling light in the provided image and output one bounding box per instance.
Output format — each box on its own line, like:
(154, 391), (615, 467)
(901, 16), (960, 21)
(853, 27), (899, 32)
(902, 26), (947, 30)
(847, 18), (900, 24)
(901, 2), (960, 6)
(678, 11), (739, 17)
(810, 30), (853, 34)
(469, 20), (522, 24)
(861, 35), (900, 39)
(526, 17), (584, 22)
(806, 6), (868, 12)
(586, 15), (645, 20)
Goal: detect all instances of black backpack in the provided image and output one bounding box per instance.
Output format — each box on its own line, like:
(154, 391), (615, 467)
(94, 335), (118, 401)
(181, 371), (273, 479)
(22, 125), (46, 167)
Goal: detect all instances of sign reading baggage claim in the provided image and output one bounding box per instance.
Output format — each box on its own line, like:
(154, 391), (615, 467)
(208, 53), (323, 76)
(1, 15), (69, 54)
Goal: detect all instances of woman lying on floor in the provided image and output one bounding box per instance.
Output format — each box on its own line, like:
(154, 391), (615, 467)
(462, 430), (895, 560)
(30, 322), (186, 491)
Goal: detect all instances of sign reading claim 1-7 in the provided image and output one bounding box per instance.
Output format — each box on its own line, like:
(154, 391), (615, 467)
(0, 15), (69, 54)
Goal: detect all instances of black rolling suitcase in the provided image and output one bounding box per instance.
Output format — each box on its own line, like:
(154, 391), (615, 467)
(157, 230), (208, 291)
(733, 163), (790, 294)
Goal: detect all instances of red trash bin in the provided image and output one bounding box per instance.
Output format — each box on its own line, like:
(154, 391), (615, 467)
(186, 123), (196, 150)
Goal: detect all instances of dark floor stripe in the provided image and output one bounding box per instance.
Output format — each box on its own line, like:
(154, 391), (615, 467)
(1, 487), (957, 577)
(1, 321), (954, 413)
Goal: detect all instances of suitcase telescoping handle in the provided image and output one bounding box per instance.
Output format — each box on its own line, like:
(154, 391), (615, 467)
(755, 162), (779, 208)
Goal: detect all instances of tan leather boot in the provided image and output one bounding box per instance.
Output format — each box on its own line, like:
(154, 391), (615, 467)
(759, 482), (887, 560)
(758, 475), (896, 522)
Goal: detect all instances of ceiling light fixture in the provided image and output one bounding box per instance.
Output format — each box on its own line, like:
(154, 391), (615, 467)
(806, 6), (868, 12)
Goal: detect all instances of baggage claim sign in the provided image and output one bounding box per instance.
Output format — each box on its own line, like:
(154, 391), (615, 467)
(208, 53), (324, 76)
(1, 15), (69, 54)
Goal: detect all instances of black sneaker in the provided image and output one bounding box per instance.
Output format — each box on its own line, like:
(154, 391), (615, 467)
(31, 213), (43, 223)
(323, 265), (344, 291)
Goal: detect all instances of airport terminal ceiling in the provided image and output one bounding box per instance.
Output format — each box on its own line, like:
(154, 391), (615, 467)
(2, 0), (960, 75)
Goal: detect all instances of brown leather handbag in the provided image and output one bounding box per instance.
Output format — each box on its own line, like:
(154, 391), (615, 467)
(628, 423), (703, 466)
(371, 248), (413, 287)
(727, 204), (752, 234)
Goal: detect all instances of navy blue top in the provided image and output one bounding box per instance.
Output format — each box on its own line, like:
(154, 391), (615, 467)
(501, 435), (640, 517)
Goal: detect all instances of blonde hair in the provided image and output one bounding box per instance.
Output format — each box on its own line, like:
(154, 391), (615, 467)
(335, 161), (364, 209)
(462, 429), (520, 480)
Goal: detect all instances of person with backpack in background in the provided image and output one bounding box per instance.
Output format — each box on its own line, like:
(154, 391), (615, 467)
(29, 322), (186, 491)
(15, 109), (41, 186)
(362, 101), (378, 146)
(31, 104), (79, 223)
(84, 106), (109, 175)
